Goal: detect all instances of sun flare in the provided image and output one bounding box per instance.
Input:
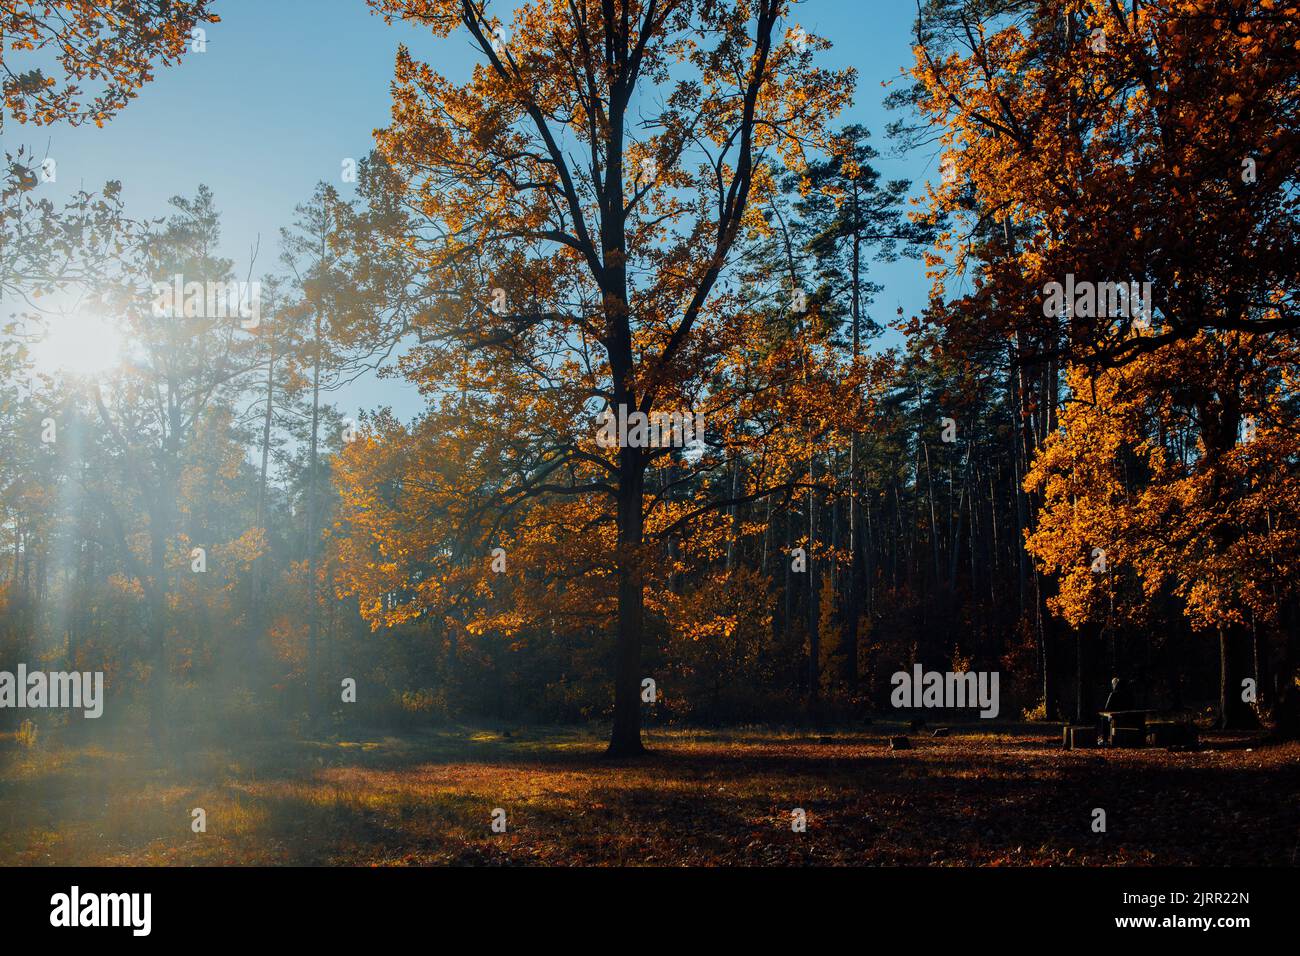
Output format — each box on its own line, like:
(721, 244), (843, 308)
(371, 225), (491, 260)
(29, 312), (126, 379)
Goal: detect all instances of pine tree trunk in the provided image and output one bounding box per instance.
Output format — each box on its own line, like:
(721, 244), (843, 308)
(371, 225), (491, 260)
(844, 436), (861, 696)
(251, 320), (277, 662)
(305, 308), (322, 729)
(807, 464), (819, 711)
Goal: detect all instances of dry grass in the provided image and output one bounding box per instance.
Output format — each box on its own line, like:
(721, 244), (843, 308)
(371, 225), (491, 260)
(1, 723), (1296, 866)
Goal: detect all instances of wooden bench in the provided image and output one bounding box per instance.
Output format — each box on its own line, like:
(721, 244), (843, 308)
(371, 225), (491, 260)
(1062, 724), (1098, 749)
(1099, 709), (1157, 748)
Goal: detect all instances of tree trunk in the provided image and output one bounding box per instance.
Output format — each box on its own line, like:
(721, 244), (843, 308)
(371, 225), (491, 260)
(251, 317), (277, 663)
(1074, 624), (1097, 724)
(607, 454), (646, 756)
(807, 465), (819, 712)
(304, 307), (322, 729)
(1219, 625), (1256, 730)
(146, 498), (169, 750)
(784, 501), (794, 664)
(844, 436), (862, 696)
(725, 453), (741, 574)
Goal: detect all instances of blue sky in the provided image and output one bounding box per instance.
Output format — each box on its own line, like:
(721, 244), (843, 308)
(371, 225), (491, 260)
(21, 0), (936, 421)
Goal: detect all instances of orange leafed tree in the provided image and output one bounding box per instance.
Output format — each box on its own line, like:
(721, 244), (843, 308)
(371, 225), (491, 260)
(348, 0), (854, 753)
(909, 0), (1298, 367)
(1, 0), (219, 129)
(1026, 341), (1300, 728)
(907, 0), (1300, 727)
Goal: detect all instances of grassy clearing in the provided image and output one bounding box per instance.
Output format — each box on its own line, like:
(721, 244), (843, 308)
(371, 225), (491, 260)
(1, 723), (1295, 866)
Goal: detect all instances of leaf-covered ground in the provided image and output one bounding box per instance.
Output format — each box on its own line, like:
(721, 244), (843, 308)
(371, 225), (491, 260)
(1, 724), (1296, 866)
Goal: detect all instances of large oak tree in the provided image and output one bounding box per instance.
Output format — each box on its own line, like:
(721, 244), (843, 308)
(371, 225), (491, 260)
(361, 0), (852, 753)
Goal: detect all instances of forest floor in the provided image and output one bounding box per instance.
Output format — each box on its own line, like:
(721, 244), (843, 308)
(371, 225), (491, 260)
(1, 722), (1295, 866)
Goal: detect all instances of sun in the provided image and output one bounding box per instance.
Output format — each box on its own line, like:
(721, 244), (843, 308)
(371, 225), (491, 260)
(29, 311), (126, 379)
